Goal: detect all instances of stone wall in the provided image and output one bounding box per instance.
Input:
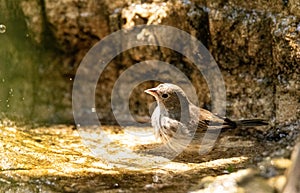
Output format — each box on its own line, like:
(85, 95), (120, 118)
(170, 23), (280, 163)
(0, 0), (299, 125)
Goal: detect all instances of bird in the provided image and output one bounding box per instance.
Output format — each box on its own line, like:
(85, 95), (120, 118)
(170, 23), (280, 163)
(144, 83), (268, 152)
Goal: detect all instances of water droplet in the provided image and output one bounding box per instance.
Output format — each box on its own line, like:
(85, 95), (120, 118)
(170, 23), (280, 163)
(91, 107), (96, 112)
(76, 124), (81, 128)
(113, 183), (119, 188)
(6, 104), (9, 108)
(1, 78), (5, 82)
(9, 88), (13, 95)
(0, 24), (6, 33)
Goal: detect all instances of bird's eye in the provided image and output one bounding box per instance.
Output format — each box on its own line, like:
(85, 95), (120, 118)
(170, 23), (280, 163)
(161, 93), (169, 98)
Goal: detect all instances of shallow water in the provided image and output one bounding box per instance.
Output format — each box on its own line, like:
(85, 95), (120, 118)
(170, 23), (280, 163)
(0, 121), (298, 192)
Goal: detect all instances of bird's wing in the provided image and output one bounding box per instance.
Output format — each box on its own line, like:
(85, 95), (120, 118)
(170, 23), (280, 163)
(198, 108), (236, 131)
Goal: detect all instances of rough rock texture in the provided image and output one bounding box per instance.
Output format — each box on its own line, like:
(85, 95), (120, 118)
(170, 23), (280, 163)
(208, 6), (275, 120)
(44, 0), (109, 52)
(0, 0), (299, 125)
(272, 15), (300, 124)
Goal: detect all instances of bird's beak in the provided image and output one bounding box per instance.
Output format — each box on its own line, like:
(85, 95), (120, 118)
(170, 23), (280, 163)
(144, 88), (158, 97)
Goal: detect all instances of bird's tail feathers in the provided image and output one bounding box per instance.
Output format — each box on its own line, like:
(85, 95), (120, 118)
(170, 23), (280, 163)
(235, 119), (268, 127)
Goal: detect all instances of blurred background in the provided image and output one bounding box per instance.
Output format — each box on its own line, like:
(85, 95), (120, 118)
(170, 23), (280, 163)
(0, 0), (299, 126)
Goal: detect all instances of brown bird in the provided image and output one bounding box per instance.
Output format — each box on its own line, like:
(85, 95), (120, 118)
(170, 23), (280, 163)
(145, 83), (268, 152)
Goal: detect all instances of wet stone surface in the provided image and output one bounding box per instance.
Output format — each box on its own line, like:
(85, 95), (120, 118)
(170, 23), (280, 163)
(0, 120), (299, 192)
(1, 0), (298, 124)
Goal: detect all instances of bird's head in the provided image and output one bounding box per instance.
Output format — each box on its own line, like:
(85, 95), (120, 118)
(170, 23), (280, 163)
(145, 83), (189, 112)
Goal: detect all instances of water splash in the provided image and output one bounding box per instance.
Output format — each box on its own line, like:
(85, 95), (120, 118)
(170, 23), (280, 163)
(0, 24), (6, 33)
